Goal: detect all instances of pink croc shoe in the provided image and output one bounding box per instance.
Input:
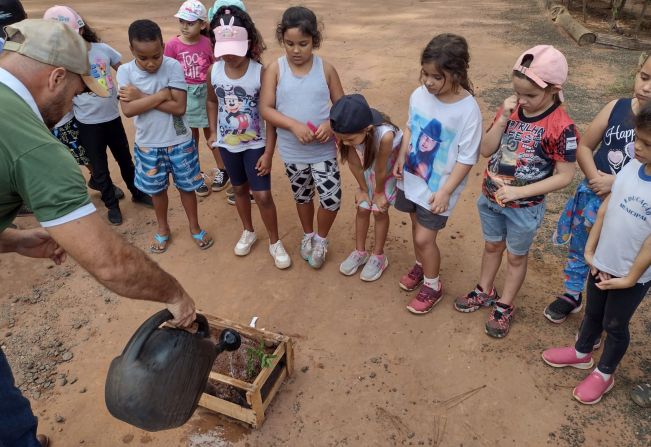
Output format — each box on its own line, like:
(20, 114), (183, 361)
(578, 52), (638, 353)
(573, 371), (615, 405)
(542, 346), (594, 369)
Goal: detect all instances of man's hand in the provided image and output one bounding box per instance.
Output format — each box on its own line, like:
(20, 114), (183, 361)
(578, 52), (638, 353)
(12, 228), (67, 265)
(166, 292), (196, 328)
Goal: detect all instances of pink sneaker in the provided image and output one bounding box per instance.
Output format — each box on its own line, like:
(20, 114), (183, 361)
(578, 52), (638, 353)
(573, 371), (615, 405)
(399, 263), (424, 291)
(542, 346), (594, 369)
(406, 284), (443, 314)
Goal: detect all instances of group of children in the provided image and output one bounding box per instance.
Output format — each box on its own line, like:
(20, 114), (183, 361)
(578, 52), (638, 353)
(38, 1), (651, 407)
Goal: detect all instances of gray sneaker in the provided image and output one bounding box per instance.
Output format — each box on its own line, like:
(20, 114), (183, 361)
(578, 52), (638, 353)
(300, 233), (313, 261)
(360, 254), (388, 281)
(308, 237), (328, 269)
(339, 250), (369, 276)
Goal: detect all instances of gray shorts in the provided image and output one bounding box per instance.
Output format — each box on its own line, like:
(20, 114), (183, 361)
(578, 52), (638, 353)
(394, 188), (448, 231)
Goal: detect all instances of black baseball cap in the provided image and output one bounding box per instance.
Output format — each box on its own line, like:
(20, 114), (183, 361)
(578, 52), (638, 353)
(330, 94), (383, 134)
(0, 0), (27, 29)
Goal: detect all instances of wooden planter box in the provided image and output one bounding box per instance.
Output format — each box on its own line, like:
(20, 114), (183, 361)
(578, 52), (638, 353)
(198, 313), (294, 428)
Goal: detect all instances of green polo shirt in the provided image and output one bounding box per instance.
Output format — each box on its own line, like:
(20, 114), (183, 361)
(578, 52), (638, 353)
(0, 82), (91, 231)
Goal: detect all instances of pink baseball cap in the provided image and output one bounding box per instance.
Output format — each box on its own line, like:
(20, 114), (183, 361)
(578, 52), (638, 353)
(513, 45), (568, 102)
(213, 13), (248, 58)
(43, 5), (85, 32)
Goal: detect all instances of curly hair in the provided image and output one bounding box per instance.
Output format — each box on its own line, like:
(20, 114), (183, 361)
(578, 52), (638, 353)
(128, 19), (163, 45)
(275, 6), (322, 49)
(421, 33), (473, 95)
(210, 6), (266, 63)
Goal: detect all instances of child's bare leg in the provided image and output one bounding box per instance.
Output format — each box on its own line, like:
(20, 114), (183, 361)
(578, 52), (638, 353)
(251, 190), (279, 243)
(151, 190), (170, 250)
(234, 183), (254, 232)
(316, 208), (337, 238)
(191, 128), (200, 147)
(413, 223), (440, 279)
(478, 241), (506, 292)
(371, 210), (390, 255)
(210, 146), (225, 170)
(178, 189), (201, 234)
(355, 207), (371, 252)
(296, 201), (315, 234)
(409, 213), (421, 263)
(498, 252), (528, 306)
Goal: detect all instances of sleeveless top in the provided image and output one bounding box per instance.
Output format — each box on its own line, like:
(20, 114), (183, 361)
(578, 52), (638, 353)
(211, 59), (265, 153)
(593, 98), (635, 175)
(275, 55), (337, 164)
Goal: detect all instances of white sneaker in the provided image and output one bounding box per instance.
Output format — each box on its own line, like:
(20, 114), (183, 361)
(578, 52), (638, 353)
(234, 230), (257, 256)
(269, 240), (291, 269)
(309, 237), (328, 269)
(300, 233), (313, 261)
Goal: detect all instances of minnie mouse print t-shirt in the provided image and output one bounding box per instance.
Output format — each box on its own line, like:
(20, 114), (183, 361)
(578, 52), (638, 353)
(402, 85), (482, 216)
(482, 102), (578, 208)
(211, 59), (266, 153)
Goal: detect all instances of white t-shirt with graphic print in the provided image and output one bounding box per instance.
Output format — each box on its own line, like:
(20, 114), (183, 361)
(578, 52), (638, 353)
(402, 85), (482, 216)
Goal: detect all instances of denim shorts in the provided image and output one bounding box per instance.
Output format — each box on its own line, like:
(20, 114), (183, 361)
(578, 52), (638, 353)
(219, 146), (270, 191)
(394, 188), (448, 231)
(134, 139), (203, 195)
(476, 193), (545, 256)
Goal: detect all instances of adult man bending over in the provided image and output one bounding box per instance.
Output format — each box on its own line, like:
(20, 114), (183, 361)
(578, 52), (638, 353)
(0, 20), (197, 447)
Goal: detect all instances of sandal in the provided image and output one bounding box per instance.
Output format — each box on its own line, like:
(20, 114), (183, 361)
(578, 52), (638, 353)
(631, 383), (651, 408)
(150, 233), (170, 254)
(192, 229), (214, 250)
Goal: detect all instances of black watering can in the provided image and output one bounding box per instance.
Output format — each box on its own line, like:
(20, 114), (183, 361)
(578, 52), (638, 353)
(105, 309), (241, 431)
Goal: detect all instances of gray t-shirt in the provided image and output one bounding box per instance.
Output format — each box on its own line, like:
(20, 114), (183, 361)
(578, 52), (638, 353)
(73, 43), (121, 125)
(116, 57), (191, 147)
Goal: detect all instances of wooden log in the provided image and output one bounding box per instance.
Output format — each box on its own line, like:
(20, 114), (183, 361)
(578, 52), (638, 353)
(552, 6), (597, 45)
(596, 32), (651, 49)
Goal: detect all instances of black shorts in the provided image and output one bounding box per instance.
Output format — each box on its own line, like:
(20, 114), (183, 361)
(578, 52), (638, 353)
(394, 188), (448, 231)
(218, 147), (271, 191)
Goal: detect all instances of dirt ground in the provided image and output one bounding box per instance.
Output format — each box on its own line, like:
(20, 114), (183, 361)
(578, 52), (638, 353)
(2, 0), (651, 446)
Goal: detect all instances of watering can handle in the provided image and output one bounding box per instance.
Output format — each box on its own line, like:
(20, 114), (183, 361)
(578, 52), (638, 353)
(122, 310), (210, 364)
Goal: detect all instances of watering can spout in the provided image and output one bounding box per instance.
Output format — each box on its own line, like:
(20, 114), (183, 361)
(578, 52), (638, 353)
(217, 329), (241, 354)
